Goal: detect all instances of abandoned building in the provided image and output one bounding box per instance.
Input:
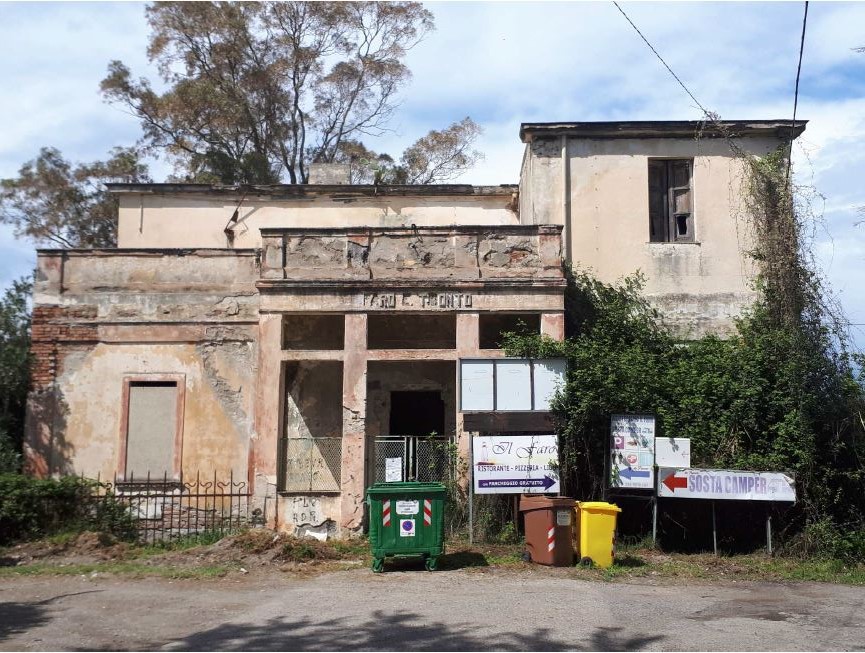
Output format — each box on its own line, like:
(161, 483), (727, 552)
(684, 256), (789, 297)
(24, 119), (805, 536)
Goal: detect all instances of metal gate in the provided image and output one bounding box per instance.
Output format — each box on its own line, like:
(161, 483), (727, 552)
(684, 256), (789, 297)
(372, 435), (453, 483)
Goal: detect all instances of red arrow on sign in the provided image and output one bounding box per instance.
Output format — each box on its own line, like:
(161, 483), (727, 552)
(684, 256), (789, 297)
(662, 472), (687, 492)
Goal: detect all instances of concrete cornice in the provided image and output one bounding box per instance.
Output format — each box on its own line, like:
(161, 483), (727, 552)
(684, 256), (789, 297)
(106, 183), (518, 198)
(519, 119), (808, 142)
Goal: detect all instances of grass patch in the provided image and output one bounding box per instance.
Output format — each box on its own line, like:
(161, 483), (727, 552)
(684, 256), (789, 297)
(563, 549), (865, 585)
(329, 538), (370, 558)
(0, 561), (236, 579)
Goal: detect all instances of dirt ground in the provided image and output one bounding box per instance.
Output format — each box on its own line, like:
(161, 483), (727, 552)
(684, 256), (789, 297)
(2, 566), (865, 651)
(2, 532), (865, 651)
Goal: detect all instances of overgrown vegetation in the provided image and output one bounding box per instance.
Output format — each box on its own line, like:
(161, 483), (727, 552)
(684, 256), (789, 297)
(0, 474), (137, 544)
(503, 146), (865, 560)
(0, 277), (32, 472)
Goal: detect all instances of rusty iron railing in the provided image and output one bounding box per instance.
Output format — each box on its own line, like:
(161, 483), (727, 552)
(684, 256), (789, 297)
(91, 470), (255, 545)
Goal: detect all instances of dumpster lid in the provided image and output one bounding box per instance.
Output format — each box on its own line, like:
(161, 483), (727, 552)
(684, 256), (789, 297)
(578, 501), (622, 512)
(366, 482), (447, 497)
(519, 495), (575, 511)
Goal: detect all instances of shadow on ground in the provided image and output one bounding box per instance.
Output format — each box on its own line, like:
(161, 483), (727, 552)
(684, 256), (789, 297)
(164, 611), (665, 652)
(375, 551), (491, 572)
(0, 591), (103, 642)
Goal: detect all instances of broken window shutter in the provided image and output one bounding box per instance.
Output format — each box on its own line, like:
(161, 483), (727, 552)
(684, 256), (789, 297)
(648, 160), (668, 242)
(668, 160), (693, 242)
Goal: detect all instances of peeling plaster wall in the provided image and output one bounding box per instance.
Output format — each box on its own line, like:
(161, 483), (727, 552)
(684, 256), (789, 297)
(252, 356), (347, 537)
(118, 194), (519, 249)
(31, 343), (253, 480)
(28, 223), (566, 538)
(25, 251), (258, 482)
(520, 136), (780, 336)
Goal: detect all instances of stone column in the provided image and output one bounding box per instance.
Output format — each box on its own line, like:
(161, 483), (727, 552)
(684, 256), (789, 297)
(541, 313), (566, 342)
(455, 312), (480, 485)
(251, 313), (283, 524)
(340, 312), (368, 532)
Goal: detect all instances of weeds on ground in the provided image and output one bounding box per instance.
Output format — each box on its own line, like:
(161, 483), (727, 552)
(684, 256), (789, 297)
(132, 530), (228, 557)
(563, 548), (865, 585)
(0, 561), (235, 579)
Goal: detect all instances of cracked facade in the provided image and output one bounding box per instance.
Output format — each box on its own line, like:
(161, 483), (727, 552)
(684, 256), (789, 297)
(24, 120), (804, 536)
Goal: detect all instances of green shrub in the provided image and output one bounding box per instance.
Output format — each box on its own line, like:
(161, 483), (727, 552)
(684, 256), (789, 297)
(0, 473), (136, 544)
(785, 519), (865, 563)
(502, 267), (865, 559)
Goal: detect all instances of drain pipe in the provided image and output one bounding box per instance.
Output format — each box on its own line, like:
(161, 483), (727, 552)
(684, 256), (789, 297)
(561, 135), (572, 264)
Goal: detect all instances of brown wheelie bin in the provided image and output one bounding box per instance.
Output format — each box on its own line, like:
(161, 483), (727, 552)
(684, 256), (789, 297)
(519, 495), (576, 566)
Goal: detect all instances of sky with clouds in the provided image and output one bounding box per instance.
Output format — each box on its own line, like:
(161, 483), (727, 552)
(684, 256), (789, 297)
(1, 1), (864, 345)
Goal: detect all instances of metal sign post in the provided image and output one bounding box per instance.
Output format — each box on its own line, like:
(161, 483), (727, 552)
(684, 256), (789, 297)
(712, 501), (718, 556)
(468, 437), (474, 545)
(652, 479), (658, 547)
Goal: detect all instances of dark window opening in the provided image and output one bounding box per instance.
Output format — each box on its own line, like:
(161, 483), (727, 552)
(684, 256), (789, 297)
(389, 391), (445, 437)
(479, 313), (541, 349)
(649, 159), (694, 243)
(368, 314), (456, 349)
(282, 314), (344, 350)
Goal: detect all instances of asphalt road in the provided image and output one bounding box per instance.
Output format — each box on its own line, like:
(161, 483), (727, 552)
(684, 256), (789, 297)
(1, 568), (863, 651)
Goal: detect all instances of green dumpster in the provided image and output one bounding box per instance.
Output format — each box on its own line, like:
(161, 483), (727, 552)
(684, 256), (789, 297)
(366, 482), (446, 572)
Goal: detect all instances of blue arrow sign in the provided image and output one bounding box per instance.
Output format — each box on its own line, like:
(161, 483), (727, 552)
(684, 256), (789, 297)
(618, 467), (650, 480)
(477, 475), (557, 490)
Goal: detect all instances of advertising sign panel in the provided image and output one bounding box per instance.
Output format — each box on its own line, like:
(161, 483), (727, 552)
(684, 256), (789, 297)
(610, 414), (655, 490)
(658, 468), (796, 502)
(473, 434), (559, 494)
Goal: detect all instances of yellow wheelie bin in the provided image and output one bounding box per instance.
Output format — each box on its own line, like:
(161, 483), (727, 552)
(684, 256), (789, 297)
(574, 501), (621, 568)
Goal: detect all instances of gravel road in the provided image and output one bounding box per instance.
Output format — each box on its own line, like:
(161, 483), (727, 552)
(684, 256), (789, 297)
(1, 567), (863, 651)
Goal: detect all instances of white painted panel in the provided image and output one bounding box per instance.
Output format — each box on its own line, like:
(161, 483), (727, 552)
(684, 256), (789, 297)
(460, 360), (494, 411)
(533, 359), (566, 410)
(496, 360), (532, 411)
(655, 438), (691, 468)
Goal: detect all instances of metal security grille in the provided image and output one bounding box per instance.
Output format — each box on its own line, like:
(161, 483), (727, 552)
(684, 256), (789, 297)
(278, 437), (343, 492)
(372, 435), (453, 483)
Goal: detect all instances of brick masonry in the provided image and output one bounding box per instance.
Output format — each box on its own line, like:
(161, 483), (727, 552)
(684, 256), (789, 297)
(30, 305), (98, 391)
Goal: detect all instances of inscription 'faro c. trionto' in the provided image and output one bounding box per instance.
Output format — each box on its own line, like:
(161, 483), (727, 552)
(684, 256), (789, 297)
(362, 292), (473, 310)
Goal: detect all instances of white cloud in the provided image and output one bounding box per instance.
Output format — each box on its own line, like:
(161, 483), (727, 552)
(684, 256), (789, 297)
(0, 1), (863, 347)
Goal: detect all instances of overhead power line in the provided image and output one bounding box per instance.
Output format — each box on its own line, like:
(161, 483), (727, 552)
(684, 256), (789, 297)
(612, 1), (712, 119)
(786, 1), (810, 185)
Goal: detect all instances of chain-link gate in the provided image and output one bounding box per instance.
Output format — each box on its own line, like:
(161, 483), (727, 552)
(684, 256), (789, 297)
(372, 435), (453, 483)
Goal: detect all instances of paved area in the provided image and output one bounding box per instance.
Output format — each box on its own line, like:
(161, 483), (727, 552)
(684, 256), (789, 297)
(1, 568), (863, 651)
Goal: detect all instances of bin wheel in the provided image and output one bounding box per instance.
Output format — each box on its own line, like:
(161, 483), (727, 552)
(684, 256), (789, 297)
(372, 557), (385, 573)
(425, 556), (438, 572)
(579, 556), (594, 568)
(521, 550), (532, 562)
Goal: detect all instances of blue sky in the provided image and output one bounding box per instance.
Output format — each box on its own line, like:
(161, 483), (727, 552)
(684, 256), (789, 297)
(1, 1), (864, 346)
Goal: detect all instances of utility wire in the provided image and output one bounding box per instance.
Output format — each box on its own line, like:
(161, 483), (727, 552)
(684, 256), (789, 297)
(786, 1), (810, 185)
(612, 1), (712, 120)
